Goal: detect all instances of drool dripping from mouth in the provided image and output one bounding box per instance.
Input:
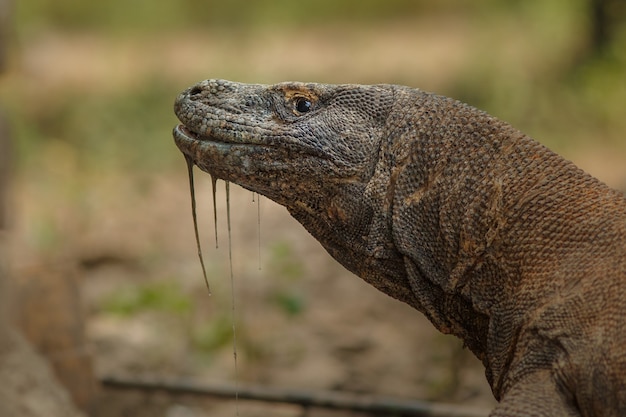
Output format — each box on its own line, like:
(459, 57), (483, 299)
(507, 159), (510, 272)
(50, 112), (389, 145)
(184, 155), (211, 295)
(183, 154), (240, 415)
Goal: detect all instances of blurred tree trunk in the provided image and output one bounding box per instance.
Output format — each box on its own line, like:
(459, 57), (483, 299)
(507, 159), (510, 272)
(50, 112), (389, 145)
(591, 0), (609, 51)
(565, 0), (625, 72)
(0, 0), (10, 230)
(585, 0), (625, 60)
(0, 0), (10, 73)
(590, 0), (611, 54)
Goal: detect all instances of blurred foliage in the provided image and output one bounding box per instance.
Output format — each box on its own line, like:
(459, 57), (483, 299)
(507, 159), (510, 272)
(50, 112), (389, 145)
(7, 79), (180, 172)
(101, 280), (193, 316)
(192, 314), (234, 353)
(192, 315), (266, 364)
(270, 291), (306, 317)
(266, 242), (305, 281)
(16, 0), (471, 34)
(5, 0), (626, 174)
(265, 242), (306, 317)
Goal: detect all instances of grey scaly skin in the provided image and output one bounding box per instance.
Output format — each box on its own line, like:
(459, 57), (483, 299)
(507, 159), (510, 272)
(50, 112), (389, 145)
(173, 79), (626, 416)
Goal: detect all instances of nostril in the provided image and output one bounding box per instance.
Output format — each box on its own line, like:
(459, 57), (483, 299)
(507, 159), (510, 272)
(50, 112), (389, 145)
(189, 86), (203, 97)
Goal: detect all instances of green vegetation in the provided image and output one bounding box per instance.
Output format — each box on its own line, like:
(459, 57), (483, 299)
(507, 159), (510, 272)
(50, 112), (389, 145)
(6, 78), (180, 172)
(6, 1), (623, 172)
(101, 281), (193, 316)
(192, 316), (266, 365)
(192, 314), (235, 353)
(265, 242), (306, 317)
(266, 242), (305, 281)
(3, 0), (624, 180)
(16, 0), (470, 33)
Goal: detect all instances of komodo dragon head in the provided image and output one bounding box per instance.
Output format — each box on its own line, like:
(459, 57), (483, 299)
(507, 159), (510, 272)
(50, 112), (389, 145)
(173, 79), (414, 305)
(173, 79), (393, 201)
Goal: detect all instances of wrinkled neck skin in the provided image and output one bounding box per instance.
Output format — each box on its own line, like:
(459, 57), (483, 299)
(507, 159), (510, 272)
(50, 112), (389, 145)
(290, 87), (504, 354)
(377, 87), (626, 398)
(283, 87), (499, 340)
(286, 87), (505, 355)
(284, 158), (419, 308)
(293, 85), (621, 397)
(383, 88), (514, 383)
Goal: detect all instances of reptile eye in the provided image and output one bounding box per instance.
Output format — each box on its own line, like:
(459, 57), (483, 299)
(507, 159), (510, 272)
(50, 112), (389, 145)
(295, 97), (312, 113)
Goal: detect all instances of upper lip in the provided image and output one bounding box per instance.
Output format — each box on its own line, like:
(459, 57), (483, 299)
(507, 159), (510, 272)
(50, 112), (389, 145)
(174, 124), (241, 148)
(176, 124), (202, 140)
(175, 124), (225, 143)
(174, 124), (331, 160)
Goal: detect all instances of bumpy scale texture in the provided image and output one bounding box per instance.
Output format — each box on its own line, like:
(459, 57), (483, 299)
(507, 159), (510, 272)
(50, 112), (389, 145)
(173, 79), (626, 417)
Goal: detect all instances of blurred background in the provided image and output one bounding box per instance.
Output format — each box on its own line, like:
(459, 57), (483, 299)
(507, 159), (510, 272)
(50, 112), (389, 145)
(0, 0), (625, 416)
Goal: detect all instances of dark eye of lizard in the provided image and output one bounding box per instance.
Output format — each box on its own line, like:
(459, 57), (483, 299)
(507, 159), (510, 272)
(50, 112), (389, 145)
(295, 97), (312, 113)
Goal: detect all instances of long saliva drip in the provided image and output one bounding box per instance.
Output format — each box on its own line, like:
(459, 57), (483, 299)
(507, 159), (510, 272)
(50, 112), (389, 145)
(251, 192), (262, 269)
(225, 181), (240, 414)
(256, 193), (262, 270)
(211, 175), (219, 249)
(185, 156), (211, 295)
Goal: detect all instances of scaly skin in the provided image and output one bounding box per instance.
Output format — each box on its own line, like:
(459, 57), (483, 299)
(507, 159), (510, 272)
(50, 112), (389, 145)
(173, 79), (626, 416)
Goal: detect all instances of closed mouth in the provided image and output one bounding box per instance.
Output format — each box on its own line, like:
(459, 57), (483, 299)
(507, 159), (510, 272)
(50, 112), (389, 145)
(174, 124), (247, 146)
(174, 124), (210, 142)
(173, 123), (329, 160)
(172, 124), (236, 159)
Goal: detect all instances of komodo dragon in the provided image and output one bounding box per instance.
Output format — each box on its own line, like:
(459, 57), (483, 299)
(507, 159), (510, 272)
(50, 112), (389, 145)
(172, 79), (626, 416)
